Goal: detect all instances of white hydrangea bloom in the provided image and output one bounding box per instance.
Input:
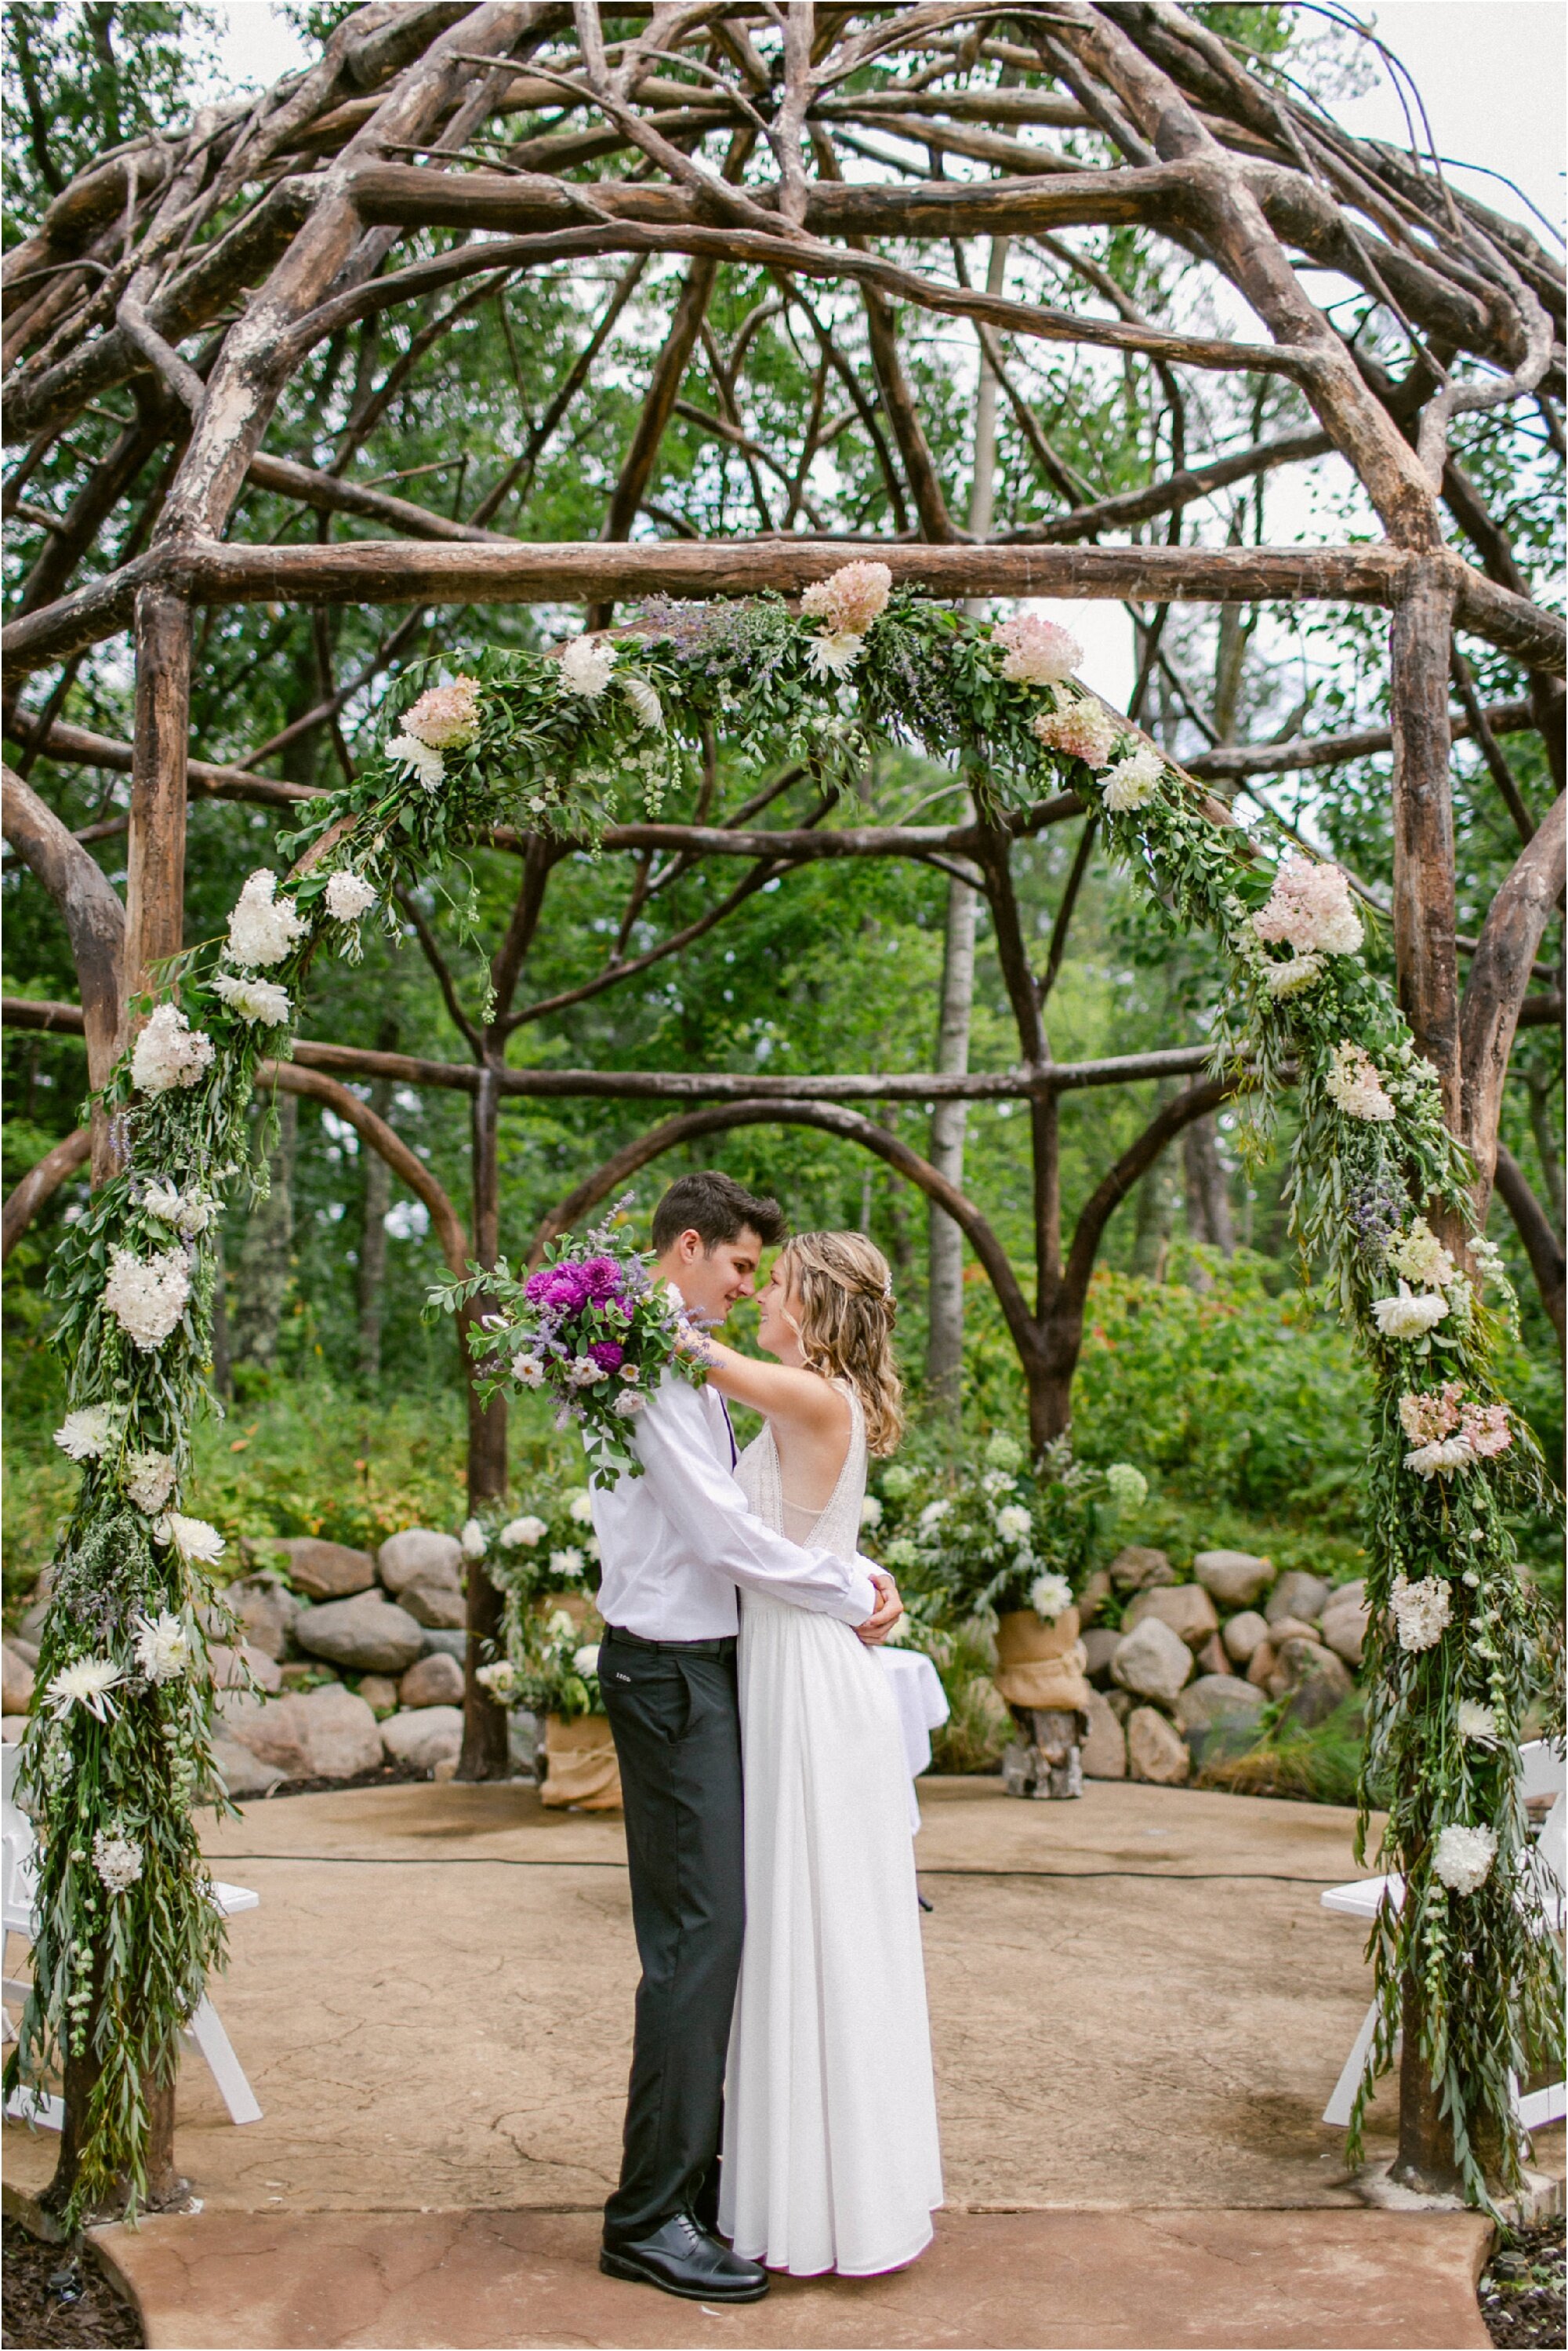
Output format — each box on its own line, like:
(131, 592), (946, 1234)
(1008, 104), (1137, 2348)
(103, 1245), (191, 1351)
(1389, 1573), (1451, 1652)
(325, 869), (378, 921)
(558, 636), (617, 697)
(1370, 1282), (1450, 1342)
(984, 1432), (1025, 1473)
(132, 1609), (191, 1684)
(996, 1503), (1033, 1543)
(1101, 743), (1164, 813)
(1456, 1701), (1499, 1746)
(1386, 1218), (1456, 1293)
(500, 1515), (547, 1548)
(1105, 1463), (1148, 1509)
(859, 1494), (884, 1528)
(1432, 1822), (1497, 1897)
(476, 1659), (516, 1700)
(123, 1449), (177, 1513)
(460, 1517), (487, 1561)
(93, 1830), (144, 1895)
(130, 1002), (215, 1096)
(918, 1499), (951, 1533)
(567, 1492), (594, 1524)
(386, 732), (445, 790)
(226, 869), (307, 968)
(211, 971), (291, 1026)
(1030, 1571), (1073, 1620)
(53, 1404), (116, 1461)
(153, 1511), (225, 1566)
(1323, 1042), (1396, 1122)
(549, 1547), (584, 1580)
(573, 1643), (601, 1677)
(43, 1656), (125, 1723)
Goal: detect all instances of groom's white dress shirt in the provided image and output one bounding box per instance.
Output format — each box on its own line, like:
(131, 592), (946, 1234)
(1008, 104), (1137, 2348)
(590, 1371), (880, 1641)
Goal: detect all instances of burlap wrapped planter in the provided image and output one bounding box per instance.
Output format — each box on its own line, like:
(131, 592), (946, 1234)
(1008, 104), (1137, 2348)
(539, 1711), (622, 1811)
(993, 1605), (1092, 1712)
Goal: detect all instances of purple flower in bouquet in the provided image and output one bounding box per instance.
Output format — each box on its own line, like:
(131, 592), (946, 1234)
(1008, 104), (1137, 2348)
(588, 1339), (625, 1372)
(579, 1256), (626, 1303)
(525, 1263), (590, 1311)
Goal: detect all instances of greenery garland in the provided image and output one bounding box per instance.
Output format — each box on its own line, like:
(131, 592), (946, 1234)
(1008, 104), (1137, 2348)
(10, 561), (1559, 2221)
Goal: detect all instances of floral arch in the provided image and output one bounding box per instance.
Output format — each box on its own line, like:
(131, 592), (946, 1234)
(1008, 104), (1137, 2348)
(13, 560), (1559, 2220)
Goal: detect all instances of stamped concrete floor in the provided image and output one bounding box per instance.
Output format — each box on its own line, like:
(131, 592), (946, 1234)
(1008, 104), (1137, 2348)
(5, 1775), (1540, 2347)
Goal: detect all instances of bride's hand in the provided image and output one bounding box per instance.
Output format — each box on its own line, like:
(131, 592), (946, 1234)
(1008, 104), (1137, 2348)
(855, 1571), (903, 1646)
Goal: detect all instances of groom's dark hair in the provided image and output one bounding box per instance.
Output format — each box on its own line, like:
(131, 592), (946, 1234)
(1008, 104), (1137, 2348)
(652, 1170), (786, 1253)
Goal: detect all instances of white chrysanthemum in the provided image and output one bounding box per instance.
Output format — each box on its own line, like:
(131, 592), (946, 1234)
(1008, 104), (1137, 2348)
(93, 1830), (143, 1896)
(619, 674), (664, 731)
(123, 1449), (177, 1514)
(573, 1643), (601, 1677)
(1102, 743), (1164, 813)
(558, 635), (617, 697)
(1262, 951), (1327, 1000)
(996, 1503), (1033, 1543)
(103, 1246), (191, 1351)
(1403, 1434), (1474, 1478)
(1389, 1572), (1452, 1652)
(142, 1180), (216, 1235)
(918, 1499), (951, 1533)
(43, 1656), (125, 1723)
(567, 1492), (594, 1525)
(386, 732), (445, 790)
(476, 1659), (516, 1700)
(460, 1517), (487, 1561)
(1386, 1217), (1455, 1292)
(500, 1515), (547, 1548)
(511, 1353), (546, 1388)
(211, 971), (291, 1027)
(1370, 1281), (1450, 1342)
(1105, 1462), (1148, 1510)
(614, 1388), (646, 1416)
(325, 868), (378, 921)
(806, 630), (863, 678)
(1323, 1041), (1396, 1122)
(54, 1404), (116, 1461)
(130, 1002), (215, 1096)
(1030, 1571), (1073, 1620)
(549, 1547), (584, 1580)
(1432, 1822), (1497, 1897)
(1457, 1700), (1500, 1746)
(226, 869), (307, 968)
(153, 1511), (225, 1566)
(859, 1494), (884, 1528)
(132, 1609), (190, 1684)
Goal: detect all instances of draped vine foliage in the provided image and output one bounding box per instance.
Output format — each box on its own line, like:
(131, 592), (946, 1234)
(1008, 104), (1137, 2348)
(9, 563), (1560, 2219)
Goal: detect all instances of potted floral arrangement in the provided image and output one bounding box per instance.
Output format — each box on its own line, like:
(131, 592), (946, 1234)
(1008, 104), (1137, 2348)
(876, 1433), (1146, 1797)
(465, 1495), (620, 1808)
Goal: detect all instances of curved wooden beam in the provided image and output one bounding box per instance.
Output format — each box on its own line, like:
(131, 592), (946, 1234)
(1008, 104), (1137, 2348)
(254, 1059), (470, 1278)
(2, 1125), (90, 1260)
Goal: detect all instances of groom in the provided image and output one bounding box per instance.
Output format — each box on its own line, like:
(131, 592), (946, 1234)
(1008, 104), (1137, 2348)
(590, 1171), (902, 2304)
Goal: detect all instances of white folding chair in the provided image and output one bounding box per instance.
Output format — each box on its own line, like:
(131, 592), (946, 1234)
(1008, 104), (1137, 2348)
(2, 1742), (263, 2128)
(1319, 1738), (1566, 2133)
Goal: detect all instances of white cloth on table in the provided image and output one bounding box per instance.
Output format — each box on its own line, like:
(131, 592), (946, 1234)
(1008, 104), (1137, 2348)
(877, 1646), (950, 1832)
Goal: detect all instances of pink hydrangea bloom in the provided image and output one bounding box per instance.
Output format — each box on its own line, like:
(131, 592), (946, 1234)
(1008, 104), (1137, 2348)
(1460, 1401), (1511, 1458)
(992, 614), (1083, 686)
(403, 675), (481, 750)
(1398, 1382), (1462, 1445)
(1033, 699), (1118, 767)
(800, 560), (892, 637)
(1253, 855), (1363, 958)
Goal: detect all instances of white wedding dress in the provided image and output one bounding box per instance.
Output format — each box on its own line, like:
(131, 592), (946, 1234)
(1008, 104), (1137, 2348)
(718, 1383), (943, 2276)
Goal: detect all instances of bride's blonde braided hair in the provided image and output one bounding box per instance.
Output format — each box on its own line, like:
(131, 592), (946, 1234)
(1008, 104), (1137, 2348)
(777, 1231), (904, 1457)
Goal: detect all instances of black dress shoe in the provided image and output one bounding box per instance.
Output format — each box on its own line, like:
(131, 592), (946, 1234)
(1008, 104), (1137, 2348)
(600, 2211), (768, 2301)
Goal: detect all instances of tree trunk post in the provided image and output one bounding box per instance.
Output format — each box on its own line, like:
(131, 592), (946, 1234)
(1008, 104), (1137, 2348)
(459, 1066), (510, 1781)
(1390, 565), (1463, 1132)
(124, 584), (191, 1005)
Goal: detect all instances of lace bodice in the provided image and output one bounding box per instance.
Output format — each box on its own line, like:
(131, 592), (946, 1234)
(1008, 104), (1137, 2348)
(735, 1379), (866, 1567)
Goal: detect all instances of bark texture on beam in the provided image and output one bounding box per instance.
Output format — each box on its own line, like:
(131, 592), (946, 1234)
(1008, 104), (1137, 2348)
(2, 1126), (91, 1262)
(1458, 790), (1568, 1212)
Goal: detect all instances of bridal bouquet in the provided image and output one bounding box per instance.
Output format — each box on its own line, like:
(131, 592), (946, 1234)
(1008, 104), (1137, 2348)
(430, 1204), (706, 1485)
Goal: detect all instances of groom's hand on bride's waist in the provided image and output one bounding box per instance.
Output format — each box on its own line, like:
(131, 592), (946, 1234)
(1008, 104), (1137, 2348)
(855, 1570), (902, 1646)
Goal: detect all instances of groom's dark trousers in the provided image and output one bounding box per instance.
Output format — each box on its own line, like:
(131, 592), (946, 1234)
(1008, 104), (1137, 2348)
(598, 1622), (745, 2243)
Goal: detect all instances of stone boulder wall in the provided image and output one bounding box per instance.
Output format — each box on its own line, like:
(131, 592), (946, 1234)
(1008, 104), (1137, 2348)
(1109, 1546), (1176, 1593)
(1266, 1570), (1331, 1627)
(1127, 1706), (1190, 1785)
(1270, 1637), (1356, 1728)
(1174, 1674), (1267, 1769)
(220, 1684), (383, 1781)
(377, 1529), (463, 1596)
(220, 1574), (303, 1660)
(1110, 1616), (1193, 1708)
(381, 1705), (463, 1775)
(294, 1592), (425, 1676)
(207, 1641), (282, 1694)
(358, 1674), (401, 1716)
(1319, 1585), (1369, 1668)
(210, 1734), (286, 1801)
(398, 1567), (466, 1630)
(1080, 1627), (1123, 1684)
(259, 1536), (376, 1601)
(1221, 1609), (1270, 1666)
(1192, 1550), (1276, 1610)
(1080, 1688), (1127, 1779)
(399, 1652), (463, 1710)
(3, 1644), (34, 1714)
(1123, 1584), (1219, 1652)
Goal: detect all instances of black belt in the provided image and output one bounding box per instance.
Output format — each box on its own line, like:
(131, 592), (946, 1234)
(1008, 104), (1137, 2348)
(603, 1623), (737, 1660)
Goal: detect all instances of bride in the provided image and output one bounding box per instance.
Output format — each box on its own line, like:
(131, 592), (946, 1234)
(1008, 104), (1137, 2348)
(695, 1230), (943, 2278)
